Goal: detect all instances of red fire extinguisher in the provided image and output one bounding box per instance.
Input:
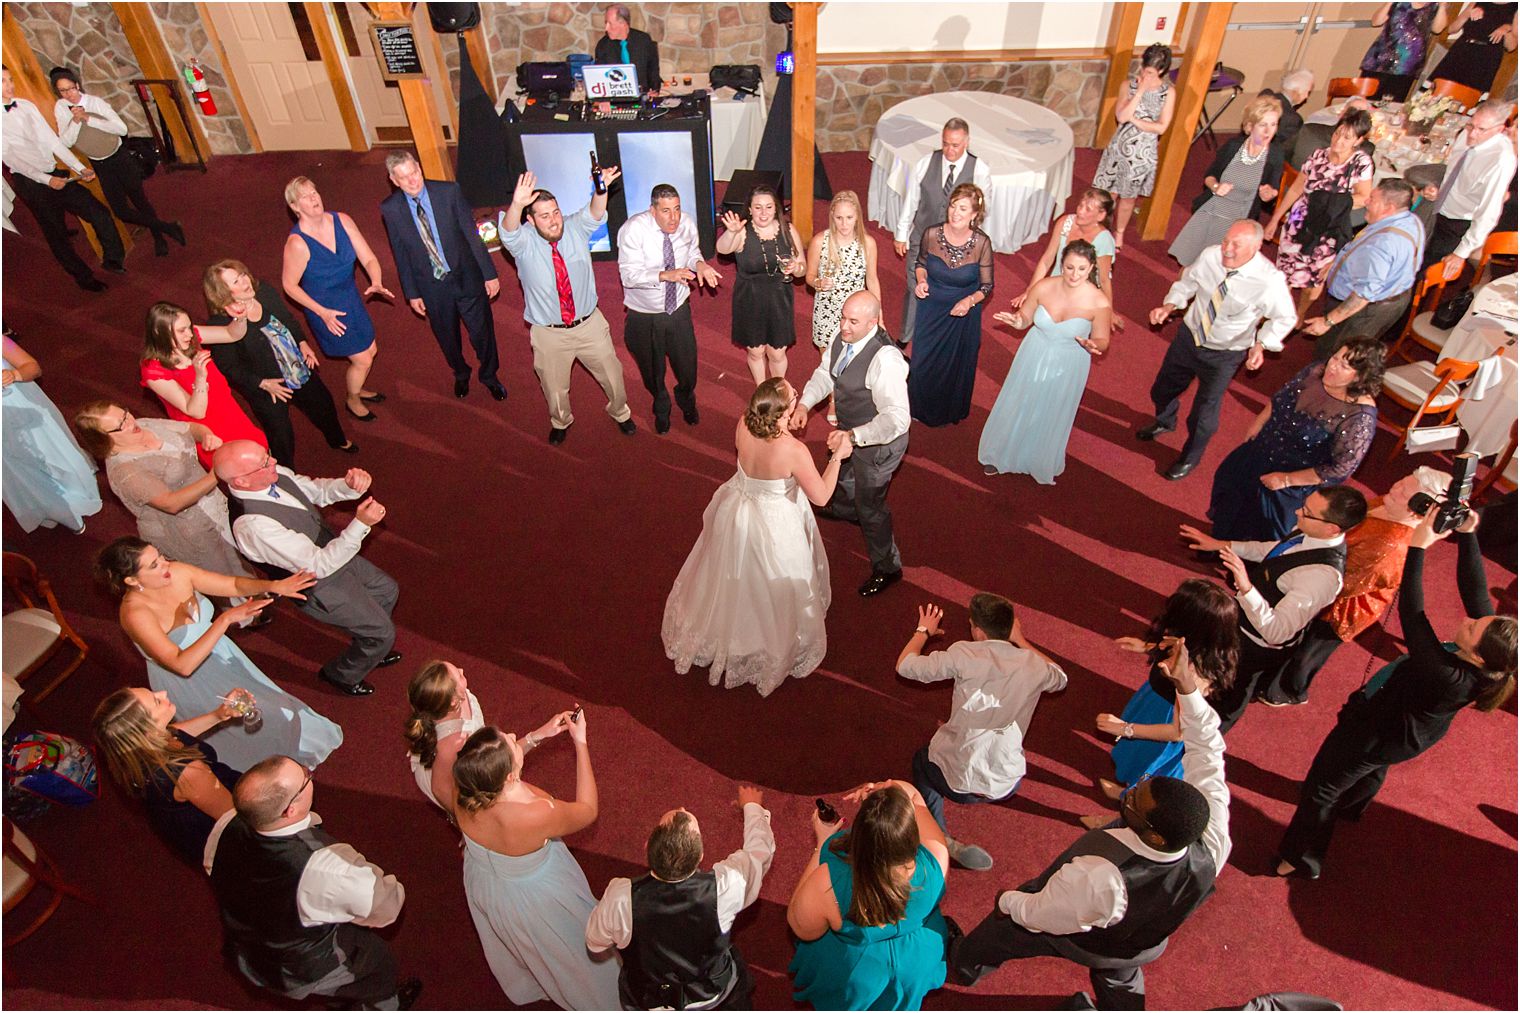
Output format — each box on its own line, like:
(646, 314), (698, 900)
(184, 59), (217, 115)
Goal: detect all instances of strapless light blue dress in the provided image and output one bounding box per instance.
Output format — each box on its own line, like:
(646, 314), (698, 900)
(978, 305), (1094, 485)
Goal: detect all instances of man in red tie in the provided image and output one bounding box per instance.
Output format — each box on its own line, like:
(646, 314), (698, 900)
(500, 168), (635, 445)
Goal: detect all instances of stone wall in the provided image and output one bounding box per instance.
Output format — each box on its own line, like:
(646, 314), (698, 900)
(9, 2), (149, 135)
(148, 3), (253, 155)
(816, 59), (1110, 152)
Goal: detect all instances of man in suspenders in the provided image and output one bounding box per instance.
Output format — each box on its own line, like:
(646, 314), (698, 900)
(1302, 179), (1426, 360)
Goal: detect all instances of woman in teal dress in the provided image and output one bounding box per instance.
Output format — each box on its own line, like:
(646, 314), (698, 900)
(97, 537), (342, 772)
(788, 780), (950, 1010)
(979, 240), (1113, 484)
(2, 334), (101, 533)
(1081, 580), (1239, 828)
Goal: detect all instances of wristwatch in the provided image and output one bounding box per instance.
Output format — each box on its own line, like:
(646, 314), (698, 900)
(1122, 723), (1135, 739)
(914, 626), (931, 636)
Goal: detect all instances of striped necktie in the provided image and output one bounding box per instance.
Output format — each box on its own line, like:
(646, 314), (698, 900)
(1196, 269), (1238, 346)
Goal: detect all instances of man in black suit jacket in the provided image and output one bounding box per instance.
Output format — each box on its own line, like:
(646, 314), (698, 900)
(595, 4), (660, 93)
(379, 150), (504, 400)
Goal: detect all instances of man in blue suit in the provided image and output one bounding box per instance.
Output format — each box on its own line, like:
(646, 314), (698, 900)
(379, 151), (505, 401)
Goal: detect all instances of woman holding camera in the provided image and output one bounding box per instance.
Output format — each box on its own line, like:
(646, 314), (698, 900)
(787, 780), (950, 1009)
(1275, 508), (1517, 879)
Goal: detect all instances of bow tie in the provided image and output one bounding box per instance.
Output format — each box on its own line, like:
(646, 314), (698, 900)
(3, 102), (16, 112)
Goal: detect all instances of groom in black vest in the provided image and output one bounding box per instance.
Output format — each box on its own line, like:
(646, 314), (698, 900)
(950, 641), (1231, 1010)
(586, 785), (775, 1009)
(794, 291), (912, 597)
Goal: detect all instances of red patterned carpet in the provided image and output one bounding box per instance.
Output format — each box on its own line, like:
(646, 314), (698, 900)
(1, 143), (1514, 1011)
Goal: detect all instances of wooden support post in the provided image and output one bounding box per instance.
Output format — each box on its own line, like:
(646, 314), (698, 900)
(465, 25), (496, 103)
(372, 1), (452, 180)
(1096, 3), (1143, 149)
(305, 2), (368, 151)
(112, 2), (212, 161)
(791, 2), (818, 239)
(1141, 2), (1233, 242)
(2, 7), (132, 257)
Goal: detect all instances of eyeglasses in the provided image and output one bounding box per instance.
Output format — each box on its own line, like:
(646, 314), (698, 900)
(1119, 773), (1154, 834)
(1298, 506), (1333, 523)
(102, 410), (132, 434)
(229, 453), (275, 482)
(284, 767), (313, 813)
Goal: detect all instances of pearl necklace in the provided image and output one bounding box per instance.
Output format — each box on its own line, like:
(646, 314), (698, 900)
(1239, 139), (1268, 165)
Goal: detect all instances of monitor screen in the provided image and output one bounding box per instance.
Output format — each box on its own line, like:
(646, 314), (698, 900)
(583, 63), (640, 100)
(519, 131), (611, 252)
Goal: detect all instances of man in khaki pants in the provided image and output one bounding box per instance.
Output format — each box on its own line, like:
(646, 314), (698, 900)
(499, 169), (635, 444)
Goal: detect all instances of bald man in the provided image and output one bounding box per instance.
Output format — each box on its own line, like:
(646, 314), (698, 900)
(586, 785), (774, 1009)
(213, 440), (399, 696)
(793, 291), (912, 596)
(1140, 222), (1295, 481)
(210, 756), (419, 1008)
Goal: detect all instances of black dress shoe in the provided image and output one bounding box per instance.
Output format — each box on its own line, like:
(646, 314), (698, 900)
(1136, 422), (1174, 442)
(102, 261), (127, 274)
(682, 405), (700, 425)
(359, 391), (387, 403)
(858, 569), (903, 597)
(376, 651), (403, 668)
(396, 977), (424, 1011)
(76, 276), (107, 292)
(454, 378), (470, 398)
(322, 676), (375, 696)
(549, 425), (569, 445)
(165, 221), (187, 246)
(346, 403), (377, 422)
(654, 416), (671, 434)
(333, 440), (360, 454)
(485, 382), (507, 402)
(618, 418), (637, 435)
(1162, 459), (1196, 481)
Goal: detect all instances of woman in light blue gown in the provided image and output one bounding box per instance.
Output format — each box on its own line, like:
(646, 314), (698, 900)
(978, 240), (1114, 485)
(97, 537), (341, 771)
(2, 335), (101, 533)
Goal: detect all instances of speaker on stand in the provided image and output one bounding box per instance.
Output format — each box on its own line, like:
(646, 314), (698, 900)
(753, 3), (832, 204)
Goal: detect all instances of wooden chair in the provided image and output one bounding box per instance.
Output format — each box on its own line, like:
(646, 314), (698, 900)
(1381, 356), (1481, 459)
(1428, 78), (1483, 112)
(1387, 263), (1452, 362)
(1472, 421), (1518, 502)
(1269, 164), (1300, 242)
(2, 820), (83, 946)
(1327, 77), (1379, 101)
(2, 553), (88, 703)
(1475, 230), (1518, 285)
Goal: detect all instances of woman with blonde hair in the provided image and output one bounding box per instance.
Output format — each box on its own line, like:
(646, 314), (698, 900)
(662, 378), (852, 696)
(908, 182), (993, 426)
(450, 715), (619, 1009)
(280, 175), (393, 422)
(92, 685), (249, 866)
(1169, 94), (1283, 266)
(806, 189), (881, 348)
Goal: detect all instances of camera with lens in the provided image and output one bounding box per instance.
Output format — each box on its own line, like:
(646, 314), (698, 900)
(1408, 452), (1478, 534)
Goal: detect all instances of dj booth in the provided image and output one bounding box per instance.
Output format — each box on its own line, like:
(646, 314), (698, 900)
(507, 94), (719, 260)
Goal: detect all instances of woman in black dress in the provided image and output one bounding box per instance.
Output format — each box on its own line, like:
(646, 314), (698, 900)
(1430, 2), (1518, 93)
(716, 185), (806, 385)
(1276, 510), (1516, 879)
(92, 685), (249, 867)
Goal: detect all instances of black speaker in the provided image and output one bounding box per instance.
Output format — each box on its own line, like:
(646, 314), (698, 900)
(768, 2), (794, 24)
(428, 2), (480, 32)
(722, 169), (784, 217)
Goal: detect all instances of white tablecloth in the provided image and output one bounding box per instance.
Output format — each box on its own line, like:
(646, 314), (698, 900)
(666, 73), (764, 182)
(868, 91), (1075, 254)
(1444, 274), (1518, 458)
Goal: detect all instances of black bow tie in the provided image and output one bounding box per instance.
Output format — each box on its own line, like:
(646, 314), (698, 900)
(4, 102), (16, 112)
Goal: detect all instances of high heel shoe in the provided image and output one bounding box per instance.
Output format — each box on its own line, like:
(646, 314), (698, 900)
(1097, 777), (1125, 802)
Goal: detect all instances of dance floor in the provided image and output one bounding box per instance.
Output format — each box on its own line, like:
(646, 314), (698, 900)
(1, 143), (1514, 1011)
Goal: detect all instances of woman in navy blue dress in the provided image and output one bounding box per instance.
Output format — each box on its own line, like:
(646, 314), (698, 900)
(280, 176), (394, 422)
(908, 184), (993, 427)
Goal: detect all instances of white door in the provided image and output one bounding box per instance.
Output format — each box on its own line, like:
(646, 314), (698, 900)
(207, 2), (350, 151)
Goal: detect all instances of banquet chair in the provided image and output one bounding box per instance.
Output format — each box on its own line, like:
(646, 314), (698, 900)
(1428, 78), (1483, 112)
(1270, 165), (1300, 241)
(1387, 263), (1452, 361)
(1475, 231), (1518, 286)
(1472, 421), (1517, 503)
(1327, 77), (1379, 101)
(1381, 356), (1481, 459)
(2, 553), (88, 703)
(3, 819), (84, 946)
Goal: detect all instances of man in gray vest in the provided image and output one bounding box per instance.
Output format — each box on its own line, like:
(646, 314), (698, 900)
(950, 640), (1230, 1010)
(793, 291), (911, 597)
(892, 117), (993, 343)
(210, 755), (420, 1009)
(213, 440), (400, 697)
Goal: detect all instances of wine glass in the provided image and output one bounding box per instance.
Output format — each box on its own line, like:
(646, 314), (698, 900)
(223, 688), (262, 730)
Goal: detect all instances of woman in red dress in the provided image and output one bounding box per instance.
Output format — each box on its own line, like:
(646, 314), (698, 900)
(140, 301), (266, 470)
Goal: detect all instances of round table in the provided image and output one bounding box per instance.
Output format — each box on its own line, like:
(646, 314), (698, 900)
(868, 92), (1075, 254)
(1306, 99), (1468, 182)
(1444, 274), (1518, 458)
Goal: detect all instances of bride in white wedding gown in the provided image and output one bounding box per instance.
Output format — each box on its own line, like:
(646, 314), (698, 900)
(662, 377), (852, 696)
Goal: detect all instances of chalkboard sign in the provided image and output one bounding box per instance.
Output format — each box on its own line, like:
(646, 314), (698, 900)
(370, 21), (425, 81)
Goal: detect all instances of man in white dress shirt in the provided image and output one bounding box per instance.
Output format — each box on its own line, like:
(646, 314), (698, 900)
(892, 118), (994, 343)
(950, 640), (1230, 1010)
(1422, 100), (1516, 280)
(209, 756), (420, 1009)
(586, 784), (774, 1009)
(897, 594), (1068, 872)
(1, 66), (122, 291)
(1181, 485), (1366, 732)
(1140, 221), (1295, 481)
(213, 440), (400, 697)
(616, 183), (722, 434)
(792, 291), (912, 597)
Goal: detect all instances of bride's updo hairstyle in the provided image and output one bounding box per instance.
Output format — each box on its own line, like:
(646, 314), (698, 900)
(453, 726), (514, 813)
(744, 377), (791, 439)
